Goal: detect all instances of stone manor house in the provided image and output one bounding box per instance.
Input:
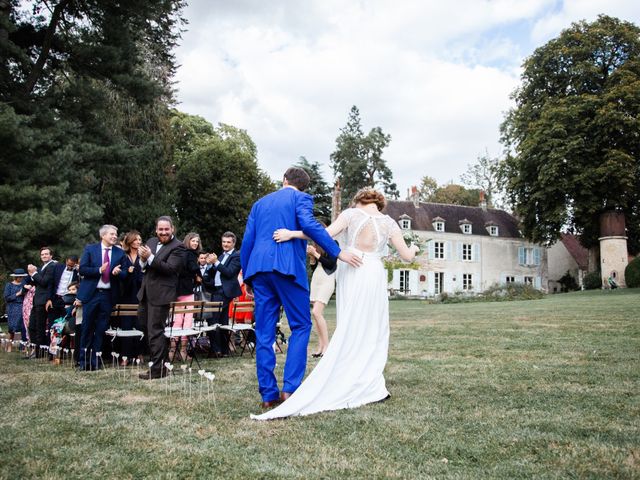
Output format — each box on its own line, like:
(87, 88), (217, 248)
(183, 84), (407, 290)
(382, 197), (547, 296)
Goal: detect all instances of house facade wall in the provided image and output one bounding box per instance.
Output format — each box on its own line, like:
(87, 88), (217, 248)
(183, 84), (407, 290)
(547, 242), (581, 292)
(390, 230), (547, 296)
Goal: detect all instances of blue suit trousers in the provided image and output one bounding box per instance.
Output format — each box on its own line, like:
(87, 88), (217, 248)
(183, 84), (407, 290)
(252, 272), (312, 402)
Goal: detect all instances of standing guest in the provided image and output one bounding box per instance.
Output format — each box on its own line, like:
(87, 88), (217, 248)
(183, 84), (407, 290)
(171, 232), (201, 360)
(26, 247), (56, 358)
(306, 241), (338, 358)
(137, 216), (185, 380)
(3, 269), (28, 352)
(77, 225), (127, 370)
(48, 255), (79, 323)
(195, 252), (208, 297)
(21, 284), (35, 345)
(119, 230), (145, 365)
(203, 232), (242, 357)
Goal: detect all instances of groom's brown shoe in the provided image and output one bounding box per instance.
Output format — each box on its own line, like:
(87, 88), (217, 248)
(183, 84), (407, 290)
(280, 391), (292, 402)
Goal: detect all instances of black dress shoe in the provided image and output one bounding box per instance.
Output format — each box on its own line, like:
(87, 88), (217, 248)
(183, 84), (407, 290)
(139, 370), (167, 380)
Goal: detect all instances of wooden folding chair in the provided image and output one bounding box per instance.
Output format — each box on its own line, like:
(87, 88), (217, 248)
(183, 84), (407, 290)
(106, 304), (144, 366)
(164, 301), (206, 368)
(228, 300), (255, 356)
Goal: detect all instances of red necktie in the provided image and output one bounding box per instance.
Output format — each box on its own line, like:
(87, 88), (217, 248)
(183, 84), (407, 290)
(102, 248), (110, 284)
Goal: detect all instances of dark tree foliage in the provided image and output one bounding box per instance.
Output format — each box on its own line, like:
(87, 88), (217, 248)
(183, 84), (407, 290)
(173, 119), (275, 250)
(295, 156), (332, 224)
(500, 15), (640, 252)
(330, 106), (398, 208)
(0, 0), (186, 268)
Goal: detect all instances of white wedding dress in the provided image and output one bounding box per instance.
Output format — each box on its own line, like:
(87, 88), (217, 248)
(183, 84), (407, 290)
(251, 208), (401, 420)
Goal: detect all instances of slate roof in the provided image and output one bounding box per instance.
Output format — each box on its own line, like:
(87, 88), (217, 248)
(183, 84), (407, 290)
(383, 200), (522, 238)
(559, 233), (589, 269)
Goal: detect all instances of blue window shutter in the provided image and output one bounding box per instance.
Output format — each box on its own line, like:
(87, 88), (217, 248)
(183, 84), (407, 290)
(535, 276), (541, 289)
(518, 246), (525, 265)
(457, 242), (463, 261)
(445, 241), (452, 260)
(473, 243), (480, 262)
(428, 241), (435, 260)
(533, 247), (541, 266)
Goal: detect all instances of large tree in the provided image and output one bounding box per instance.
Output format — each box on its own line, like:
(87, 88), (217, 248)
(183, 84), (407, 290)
(460, 151), (502, 208)
(174, 120), (275, 249)
(0, 1), (185, 268)
(500, 15), (640, 252)
(420, 181), (481, 207)
(295, 156), (332, 224)
(330, 106), (398, 208)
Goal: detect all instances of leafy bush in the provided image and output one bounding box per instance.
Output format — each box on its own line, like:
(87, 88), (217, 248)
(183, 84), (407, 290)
(558, 270), (579, 292)
(583, 271), (602, 290)
(625, 257), (640, 288)
(438, 283), (544, 304)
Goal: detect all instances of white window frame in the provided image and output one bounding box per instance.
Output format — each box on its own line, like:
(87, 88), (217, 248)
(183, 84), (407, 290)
(434, 221), (445, 232)
(505, 275), (515, 284)
(489, 225), (498, 236)
(524, 276), (534, 285)
(434, 241), (445, 259)
(461, 223), (472, 234)
(400, 219), (411, 230)
(434, 272), (444, 294)
(462, 273), (473, 291)
(399, 270), (410, 293)
(462, 243), (472, 261)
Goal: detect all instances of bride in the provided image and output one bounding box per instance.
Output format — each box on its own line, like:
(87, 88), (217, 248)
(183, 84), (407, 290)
(251, 187), (419, 420)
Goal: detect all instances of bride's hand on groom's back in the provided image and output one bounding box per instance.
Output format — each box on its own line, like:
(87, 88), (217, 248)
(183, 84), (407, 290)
(273, 229), (293, 242)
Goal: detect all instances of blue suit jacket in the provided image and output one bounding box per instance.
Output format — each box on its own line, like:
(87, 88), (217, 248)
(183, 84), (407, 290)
(77, 243), (127, 305)
(241, 187), (341, 289)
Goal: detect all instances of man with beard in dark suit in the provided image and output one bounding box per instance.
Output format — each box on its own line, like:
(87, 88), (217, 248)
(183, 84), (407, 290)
(137, 216), (186, 380)
(26, 246), (56, 358)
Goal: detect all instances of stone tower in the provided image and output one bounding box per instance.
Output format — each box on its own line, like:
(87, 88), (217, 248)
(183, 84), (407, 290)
(599, 211), (628, 288)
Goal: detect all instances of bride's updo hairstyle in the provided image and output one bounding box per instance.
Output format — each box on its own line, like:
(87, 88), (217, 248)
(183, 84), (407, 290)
(352, 187), (386, 211)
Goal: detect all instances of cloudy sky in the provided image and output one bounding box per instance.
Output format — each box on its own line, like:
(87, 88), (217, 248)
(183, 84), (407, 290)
(173, 0), (640, 197)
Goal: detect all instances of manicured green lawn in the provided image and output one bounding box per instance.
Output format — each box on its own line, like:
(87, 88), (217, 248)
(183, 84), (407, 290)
(1, 289), (638, 479)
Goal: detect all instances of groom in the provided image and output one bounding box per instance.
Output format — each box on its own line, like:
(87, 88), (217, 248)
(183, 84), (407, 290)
(241, 167), (361, 407)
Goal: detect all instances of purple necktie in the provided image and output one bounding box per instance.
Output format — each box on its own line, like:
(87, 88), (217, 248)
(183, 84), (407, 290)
(102, 248), (110, 284)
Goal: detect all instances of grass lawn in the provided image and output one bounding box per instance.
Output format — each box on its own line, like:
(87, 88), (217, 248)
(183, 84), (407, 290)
(1, 289), (638, 479)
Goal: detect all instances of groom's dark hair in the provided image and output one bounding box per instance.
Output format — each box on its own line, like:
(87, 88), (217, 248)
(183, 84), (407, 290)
(283, 167), (310, 192)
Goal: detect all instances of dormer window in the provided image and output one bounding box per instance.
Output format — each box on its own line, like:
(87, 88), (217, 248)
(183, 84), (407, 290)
(489, 225), (498, 236)
(459, 219), (472, 235)
(432, 216), (445, 232)
(399, 214), (411, 230)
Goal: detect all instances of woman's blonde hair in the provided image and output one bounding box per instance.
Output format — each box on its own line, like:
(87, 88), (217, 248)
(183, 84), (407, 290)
(351, 187), (386, 211)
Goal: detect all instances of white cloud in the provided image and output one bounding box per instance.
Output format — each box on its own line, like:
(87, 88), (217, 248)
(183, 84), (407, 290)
(174, 0), (640, 196)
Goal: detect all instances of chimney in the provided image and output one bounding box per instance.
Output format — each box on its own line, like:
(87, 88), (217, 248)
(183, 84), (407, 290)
(331, 178), (342, 222)
(479, 190), (487, 211)
(411, 185), (419, 208)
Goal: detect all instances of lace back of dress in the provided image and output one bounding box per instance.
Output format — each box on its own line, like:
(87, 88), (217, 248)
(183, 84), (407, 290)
(347, 210), (394, 254)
